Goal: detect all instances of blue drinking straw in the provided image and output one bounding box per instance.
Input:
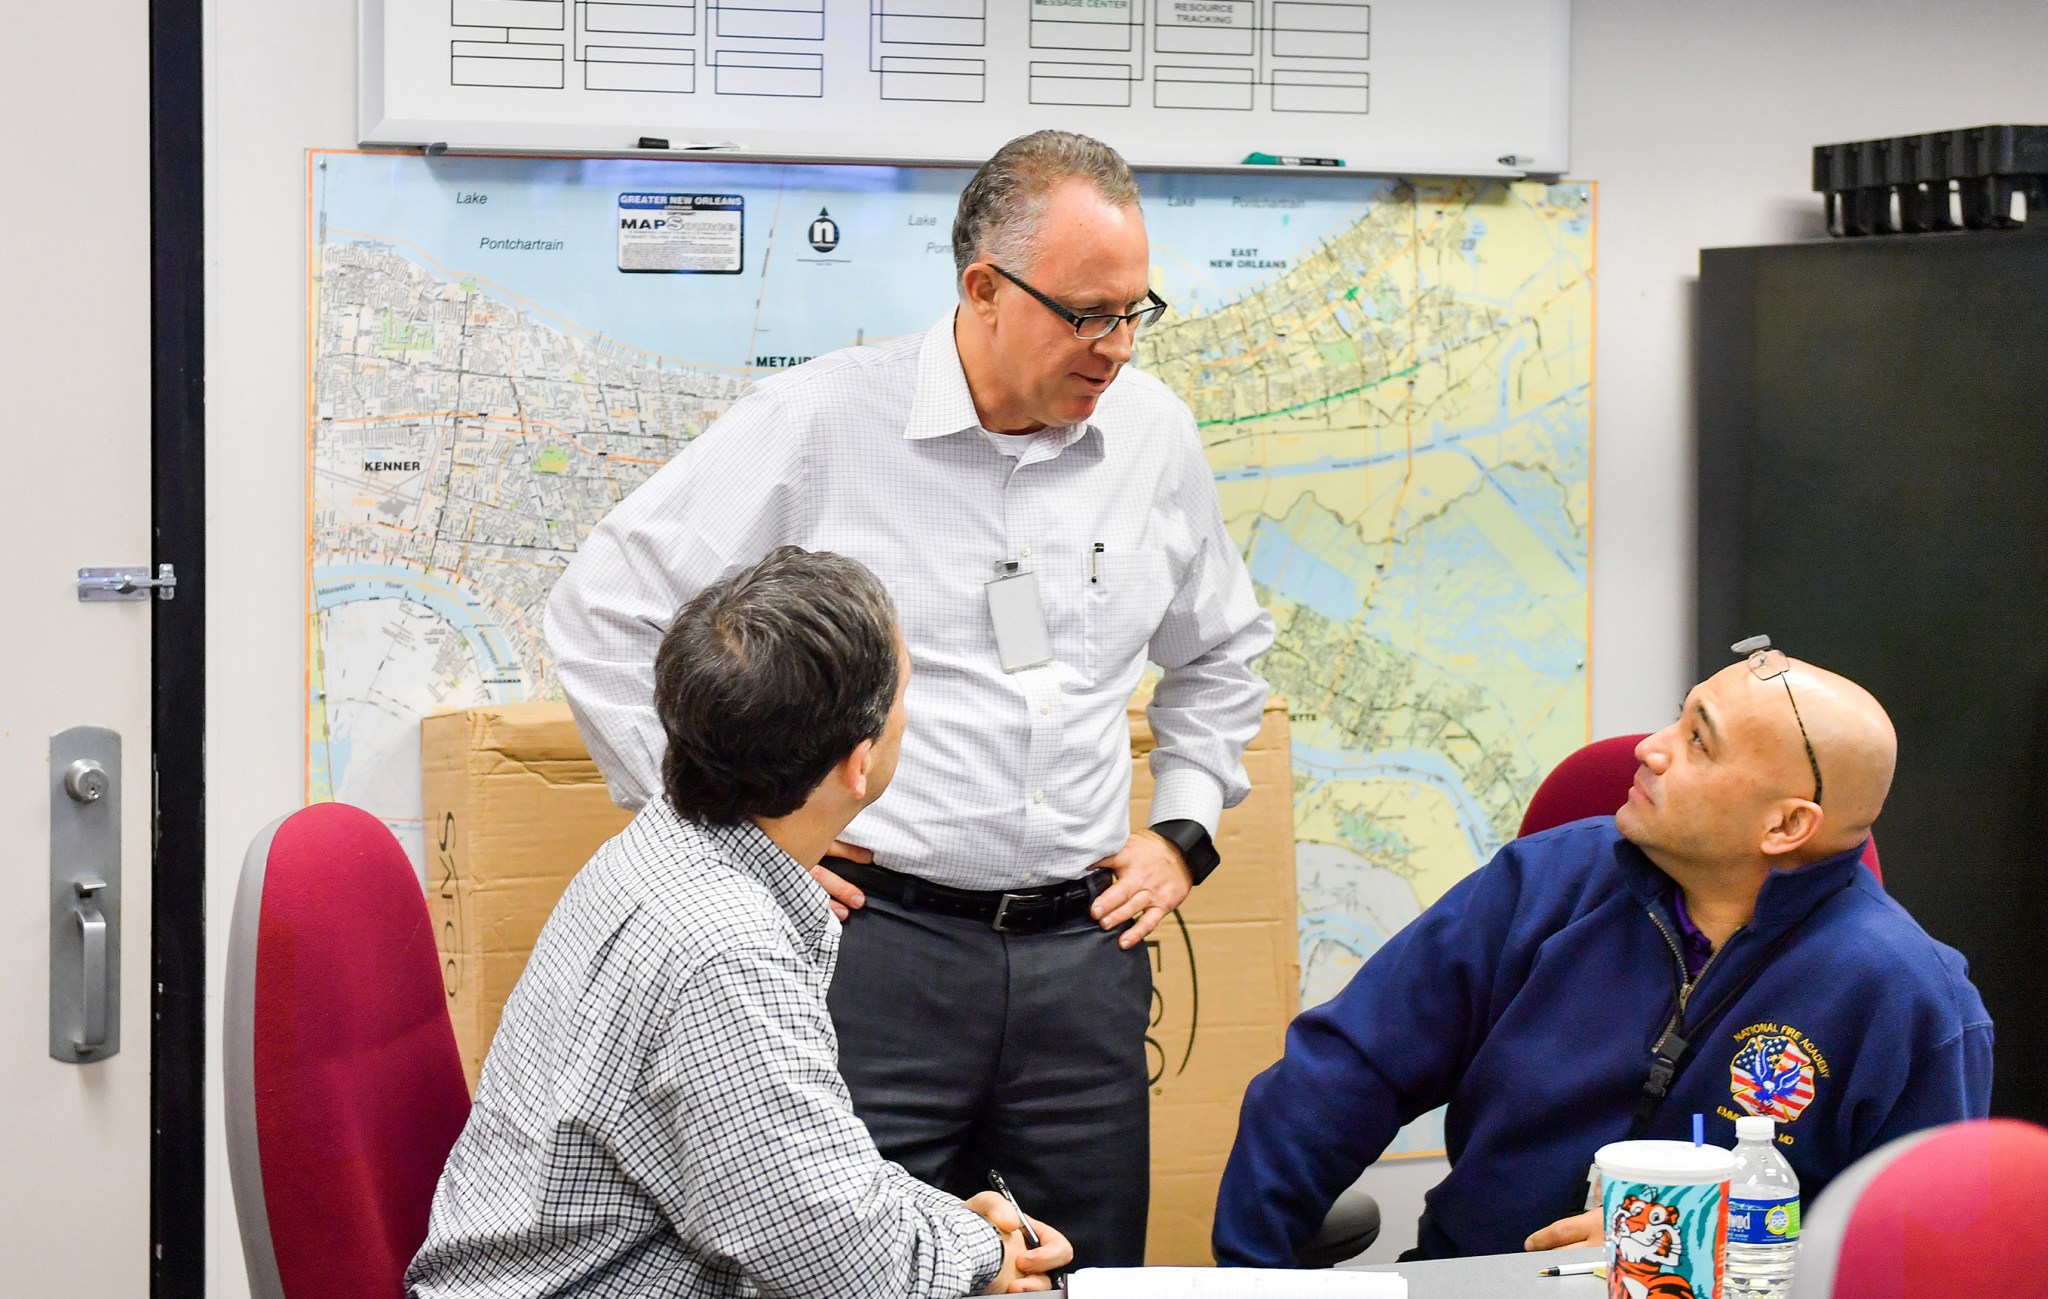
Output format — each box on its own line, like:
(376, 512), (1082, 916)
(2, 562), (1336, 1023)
(1693, 1113), (1704, 1147)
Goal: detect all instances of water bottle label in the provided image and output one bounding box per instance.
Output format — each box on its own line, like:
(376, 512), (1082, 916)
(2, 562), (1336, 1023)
(1728, 1195), (1800, 1243)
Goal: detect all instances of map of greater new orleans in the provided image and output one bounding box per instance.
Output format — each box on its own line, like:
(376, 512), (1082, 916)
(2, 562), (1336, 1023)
(309, 151), (1592, 1153)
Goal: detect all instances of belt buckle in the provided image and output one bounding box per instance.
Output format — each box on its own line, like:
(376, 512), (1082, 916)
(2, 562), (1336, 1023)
(991, 891), (1044, 933)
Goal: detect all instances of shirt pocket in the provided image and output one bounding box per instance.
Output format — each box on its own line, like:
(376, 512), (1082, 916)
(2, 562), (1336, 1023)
(1083, 546), (1177, 683)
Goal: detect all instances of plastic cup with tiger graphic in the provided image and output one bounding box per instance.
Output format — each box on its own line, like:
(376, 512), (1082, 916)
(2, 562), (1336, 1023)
(1593, 1139), (1736, 1299)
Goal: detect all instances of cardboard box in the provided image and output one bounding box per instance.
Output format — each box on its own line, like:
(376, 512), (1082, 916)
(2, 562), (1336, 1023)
(1129, 697), (1300, 1266)
(420, 705), (632, 1089)
(421, 696), (1297, 1266)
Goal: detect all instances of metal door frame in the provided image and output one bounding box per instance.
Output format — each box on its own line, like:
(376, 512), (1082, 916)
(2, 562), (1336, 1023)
(151, 0), (206, 1292)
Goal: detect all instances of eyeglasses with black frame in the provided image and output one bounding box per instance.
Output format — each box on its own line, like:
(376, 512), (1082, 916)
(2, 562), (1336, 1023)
(988, 264), (1169, 340)
(1731, 634), (1824, 805)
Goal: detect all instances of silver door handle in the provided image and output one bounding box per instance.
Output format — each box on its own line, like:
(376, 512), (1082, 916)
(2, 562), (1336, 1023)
(74, 880), (108, 1052)
(50, 729), (121, 1063)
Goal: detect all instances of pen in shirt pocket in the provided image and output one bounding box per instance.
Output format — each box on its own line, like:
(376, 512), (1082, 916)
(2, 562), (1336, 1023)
(1089, 542), (1103, 583)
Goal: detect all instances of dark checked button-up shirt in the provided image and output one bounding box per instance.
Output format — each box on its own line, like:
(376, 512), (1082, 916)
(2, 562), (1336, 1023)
(408, 801), (1003, 1299)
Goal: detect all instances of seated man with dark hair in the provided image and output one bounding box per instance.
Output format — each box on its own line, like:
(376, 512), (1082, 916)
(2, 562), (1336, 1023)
(409, 546), (1071, 1298)
(1214, 644), (1992, 1264)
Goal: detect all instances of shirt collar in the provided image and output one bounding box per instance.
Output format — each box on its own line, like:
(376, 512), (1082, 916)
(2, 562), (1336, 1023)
(699, 816), (835, 962)
(1618, 833), (1869, 936)
(1745, 839), (1870, 935)
(903, 311), (1098, 459)
(1668, 888), (1715, 977)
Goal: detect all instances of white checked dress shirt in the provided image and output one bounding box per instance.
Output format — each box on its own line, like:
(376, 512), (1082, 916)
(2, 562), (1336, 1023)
(547, 314), (1274, 890)
(407, 804), (1003, 1298)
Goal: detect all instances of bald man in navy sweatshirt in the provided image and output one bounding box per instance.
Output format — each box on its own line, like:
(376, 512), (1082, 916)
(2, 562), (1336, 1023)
(1215, 644), (1992, 1263)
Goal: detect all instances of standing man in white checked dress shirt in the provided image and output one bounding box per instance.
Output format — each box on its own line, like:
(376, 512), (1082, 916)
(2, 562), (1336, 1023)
(547, 130), (1275, 1266)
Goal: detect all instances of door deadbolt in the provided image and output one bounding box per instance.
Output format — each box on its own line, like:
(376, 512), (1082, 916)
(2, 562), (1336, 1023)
(64, 759), (109, 803)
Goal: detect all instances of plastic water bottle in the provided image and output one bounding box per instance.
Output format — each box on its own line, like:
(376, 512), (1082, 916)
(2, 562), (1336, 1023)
(1726, 1116), (1800, 1299)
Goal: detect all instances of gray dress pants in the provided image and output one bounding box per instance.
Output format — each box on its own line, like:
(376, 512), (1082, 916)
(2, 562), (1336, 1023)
(825, 888), (1154, 1269)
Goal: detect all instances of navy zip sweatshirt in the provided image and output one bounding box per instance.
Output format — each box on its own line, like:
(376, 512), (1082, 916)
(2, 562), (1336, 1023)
(1213, 818), (1993, 1263)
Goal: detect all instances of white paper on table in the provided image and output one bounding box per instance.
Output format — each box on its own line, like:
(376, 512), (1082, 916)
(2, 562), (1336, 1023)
(1064, 1267), (1407, 1298)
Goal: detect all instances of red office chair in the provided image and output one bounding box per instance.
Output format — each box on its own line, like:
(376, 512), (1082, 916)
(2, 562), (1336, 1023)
(1793, 1118), (2048, 1297)
(1519, 733), (1883, 885)
(224, 803), (473, 1299)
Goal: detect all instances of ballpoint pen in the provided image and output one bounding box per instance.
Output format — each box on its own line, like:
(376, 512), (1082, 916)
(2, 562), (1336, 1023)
(985, 1168), (1042, 1249)
(1537, 1260), (1604, 1277)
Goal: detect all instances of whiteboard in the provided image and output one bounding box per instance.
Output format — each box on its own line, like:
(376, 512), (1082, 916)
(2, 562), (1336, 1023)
(361, 0), (1569, 176)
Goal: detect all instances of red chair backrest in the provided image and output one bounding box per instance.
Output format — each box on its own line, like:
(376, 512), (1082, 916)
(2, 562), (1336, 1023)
(1795, 1118), (2048, 1298)
(1519, 733), (1649, 837)
(1519, 733), (1882, 885)
(249, 803), (472, 1298)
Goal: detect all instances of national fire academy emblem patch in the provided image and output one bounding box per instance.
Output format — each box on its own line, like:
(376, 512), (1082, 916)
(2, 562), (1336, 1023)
(1729, 1022), (1829, 1123)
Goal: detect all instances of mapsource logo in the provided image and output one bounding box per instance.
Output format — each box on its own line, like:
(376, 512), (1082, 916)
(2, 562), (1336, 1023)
(808, 208), (840, 253)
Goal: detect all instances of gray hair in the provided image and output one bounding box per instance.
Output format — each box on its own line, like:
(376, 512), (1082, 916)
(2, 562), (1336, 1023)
(951, 130), (1141, 289)
(655, 546), (900, 825)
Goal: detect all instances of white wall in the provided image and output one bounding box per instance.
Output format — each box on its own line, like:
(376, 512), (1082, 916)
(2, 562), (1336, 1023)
(200, 0), (2048, 1288)
(204, 1), (358, 1293)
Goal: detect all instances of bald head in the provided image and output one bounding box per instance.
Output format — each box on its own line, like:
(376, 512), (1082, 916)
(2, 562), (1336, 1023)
(1616, 655), (1897, 874)
(1772, 658), (1896, 852)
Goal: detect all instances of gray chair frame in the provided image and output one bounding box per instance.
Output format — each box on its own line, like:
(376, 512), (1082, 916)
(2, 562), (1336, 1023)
(1299, 1181), (1382, 1267)
(222, 812), (292, 1299)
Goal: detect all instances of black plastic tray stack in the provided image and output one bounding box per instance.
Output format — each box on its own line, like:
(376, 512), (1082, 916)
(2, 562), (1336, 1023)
(1814, 126), (2048, 237)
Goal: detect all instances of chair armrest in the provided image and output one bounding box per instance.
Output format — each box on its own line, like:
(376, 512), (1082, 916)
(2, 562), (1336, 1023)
(1295, 1183), (1382, 1268)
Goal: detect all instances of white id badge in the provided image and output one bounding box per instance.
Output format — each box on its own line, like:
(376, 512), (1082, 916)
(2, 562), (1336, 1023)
(985, 562), (1054, 673)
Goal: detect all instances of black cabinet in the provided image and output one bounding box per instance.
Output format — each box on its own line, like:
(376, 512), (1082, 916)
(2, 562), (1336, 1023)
(1697, 232), (2048, 1124)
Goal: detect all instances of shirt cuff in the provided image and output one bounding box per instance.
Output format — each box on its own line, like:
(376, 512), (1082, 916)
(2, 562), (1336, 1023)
(963, 1212), (1006, 1294)
(1148, 765), (1225, 839)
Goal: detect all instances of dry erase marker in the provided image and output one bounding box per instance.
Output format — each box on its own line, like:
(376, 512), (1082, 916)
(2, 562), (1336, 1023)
(1537, 1261), (1604, 1277)
(985, 1169), (1042, 1249)
(1243, 152), (1346, 167)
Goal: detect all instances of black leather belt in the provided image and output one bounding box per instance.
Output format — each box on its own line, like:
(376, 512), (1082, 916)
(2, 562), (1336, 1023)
(829, 859), (1111, 933)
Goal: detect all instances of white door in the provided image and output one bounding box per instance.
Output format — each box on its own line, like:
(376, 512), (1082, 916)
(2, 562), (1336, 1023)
(0, 0), (155, 1290)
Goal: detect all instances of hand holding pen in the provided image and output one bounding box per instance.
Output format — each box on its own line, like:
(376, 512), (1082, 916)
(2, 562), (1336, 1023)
(966, 1170), (1071, 1293)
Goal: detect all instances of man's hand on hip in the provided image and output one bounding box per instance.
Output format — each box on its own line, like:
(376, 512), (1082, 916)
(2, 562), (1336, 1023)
(809, 841), (872, 922)
(1089, 830), (1194, 949)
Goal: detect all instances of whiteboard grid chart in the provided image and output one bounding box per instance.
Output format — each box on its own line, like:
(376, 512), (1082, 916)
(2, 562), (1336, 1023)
(361, 0), (1570, 176)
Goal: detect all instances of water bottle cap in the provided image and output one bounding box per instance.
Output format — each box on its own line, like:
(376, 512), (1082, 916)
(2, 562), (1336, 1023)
(1736, 1115), (1776, 1140)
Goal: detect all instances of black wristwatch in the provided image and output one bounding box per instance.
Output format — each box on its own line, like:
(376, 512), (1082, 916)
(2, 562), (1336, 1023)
(1149, 818), (1221, 886)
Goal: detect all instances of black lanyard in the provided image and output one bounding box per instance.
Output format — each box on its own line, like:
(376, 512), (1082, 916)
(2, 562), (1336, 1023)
(1626, 878), (1850, 1140)
(1569, 877), (1851, 1213)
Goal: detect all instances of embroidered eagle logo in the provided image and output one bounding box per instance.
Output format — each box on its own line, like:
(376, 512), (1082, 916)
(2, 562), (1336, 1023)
(1730, 1033), (1816, 1122)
